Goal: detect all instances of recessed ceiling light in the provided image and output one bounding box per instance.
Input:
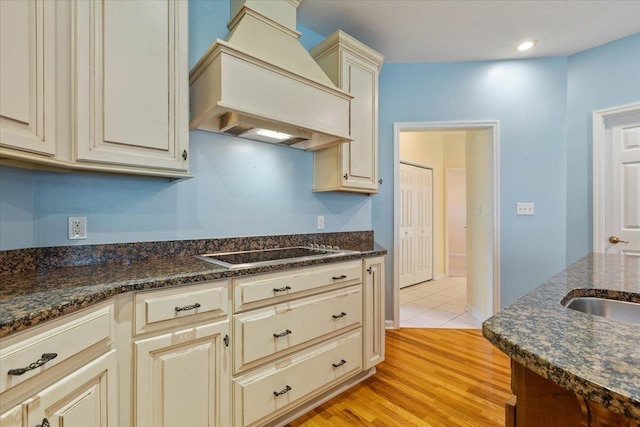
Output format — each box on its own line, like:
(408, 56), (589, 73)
(517, 40), (537, 51)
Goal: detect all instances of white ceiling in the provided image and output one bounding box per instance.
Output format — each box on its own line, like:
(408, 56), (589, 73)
(297, 0), (640, 63)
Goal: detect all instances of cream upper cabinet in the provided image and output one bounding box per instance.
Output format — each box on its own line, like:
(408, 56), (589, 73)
(363, 257), (385, 369)
(311, 31), (384, 194)
(0, 0), (56, 156)
(73, 0), (189, 172)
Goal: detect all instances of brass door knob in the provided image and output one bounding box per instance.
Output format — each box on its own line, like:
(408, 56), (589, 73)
(609, 236), (629, 244)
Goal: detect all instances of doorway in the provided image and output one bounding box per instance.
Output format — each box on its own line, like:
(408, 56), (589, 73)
(392, 121), (501, 329)
(593, 102), (640, 255)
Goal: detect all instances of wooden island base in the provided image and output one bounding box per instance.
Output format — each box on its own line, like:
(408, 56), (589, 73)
(507, 361), (639, 427)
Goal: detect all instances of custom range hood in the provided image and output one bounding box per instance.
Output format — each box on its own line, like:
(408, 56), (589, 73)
(189, 0), (353, 150)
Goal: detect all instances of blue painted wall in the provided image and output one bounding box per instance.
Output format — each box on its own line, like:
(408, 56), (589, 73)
(565, 33), (640, 264)
(376, 58), (569, 307)
(0, 1), (372, 250)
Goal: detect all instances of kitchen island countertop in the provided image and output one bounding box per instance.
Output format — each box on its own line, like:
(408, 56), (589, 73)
(483, 253), (640, 422)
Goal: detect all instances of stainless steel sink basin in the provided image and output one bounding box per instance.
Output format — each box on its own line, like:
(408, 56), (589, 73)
(563, 297), (640, 325)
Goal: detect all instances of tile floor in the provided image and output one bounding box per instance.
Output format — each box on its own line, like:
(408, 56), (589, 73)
(399, 276), (483, 328)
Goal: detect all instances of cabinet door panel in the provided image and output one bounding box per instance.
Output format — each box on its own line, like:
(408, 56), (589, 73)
(103, 1), (169, 150)
(0, 405), (22, 427)
(344, 56), (375, 185)
(134, 321), (230, 427)
(364, 257), (385, 369)
(25, 350), (117, 427)
(74, 0), (188, 171)
(0, 0), (56, 155)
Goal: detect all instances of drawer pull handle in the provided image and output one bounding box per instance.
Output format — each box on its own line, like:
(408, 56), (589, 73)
(273, 329), (292, 338)
(36, 418), (50, 427)
(273, 385), (292, 397)
(332, 359), (347, 368)
(332, 312), (347, 319)
(332, 275), (347, 280)
(175, 303), (201, 312)
(8, 353), (58, 376)
(273, 285), (292, 293)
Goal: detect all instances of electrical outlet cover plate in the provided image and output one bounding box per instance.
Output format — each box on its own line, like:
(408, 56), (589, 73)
(68, 217), (87, 239)
(317, 215), (325, 230)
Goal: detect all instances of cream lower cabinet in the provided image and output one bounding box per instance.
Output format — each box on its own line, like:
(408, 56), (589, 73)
(127, 279), (231, 427)
(231, 258), (385, 427)
(311, 31), (384, 194)
(24, 351), (117, 427)
(0, 302), (117, 427)
(363, 257), (385, 369)
(133, 321), (230, 427)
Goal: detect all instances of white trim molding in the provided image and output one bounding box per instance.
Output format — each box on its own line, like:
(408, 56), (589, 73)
(592, 102), (640, 253)
(392, 120), (501, 329)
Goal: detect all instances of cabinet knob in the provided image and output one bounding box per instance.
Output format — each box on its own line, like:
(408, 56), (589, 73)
(182, 150), (188, 160)
(36, 419), (50, 427)
(343, 173), (349, 180)
(224, 335), (230, 347)
(367, 266), (373, 274)
(378, 178), (383, 185)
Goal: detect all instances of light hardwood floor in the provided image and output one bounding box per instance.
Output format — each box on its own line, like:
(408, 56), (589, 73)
(288, 329), (511, 426)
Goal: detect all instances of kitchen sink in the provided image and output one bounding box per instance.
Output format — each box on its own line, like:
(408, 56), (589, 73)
(563, 297), (640, 325)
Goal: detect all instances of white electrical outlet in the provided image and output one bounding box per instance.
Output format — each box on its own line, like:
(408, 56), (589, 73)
(317, 215), (325, 230)
(516, 203), (535, 215)
(68, 217), (87, 239)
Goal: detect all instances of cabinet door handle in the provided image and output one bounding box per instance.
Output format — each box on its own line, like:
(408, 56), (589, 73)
(224, 335), (230, 347)
(332, 359), (347, 368)
(273, 329), (292, 338)
(378, 178), (383, 185)
(8, 353), (58, 376)
(367, 266), (373, 274)
(182, 150), (188, 160)
(175, 302), (201, 312)
(332, 275), (347, 280)
(343, 173), (349, 180)
(273, 285), (291, 293)
(273, 385), (292, 397)
(36, 418), (50, 427)
(332, 312), (347, 319)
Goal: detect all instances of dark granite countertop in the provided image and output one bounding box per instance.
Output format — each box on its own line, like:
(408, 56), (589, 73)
(0, 235), (386, 339)
(483, 253), (640, 422)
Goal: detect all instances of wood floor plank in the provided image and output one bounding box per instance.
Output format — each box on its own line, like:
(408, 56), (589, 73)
(287, 329), (511, 427)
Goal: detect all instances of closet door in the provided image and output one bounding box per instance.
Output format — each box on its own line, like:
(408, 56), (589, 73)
(399, 164), (433, 288)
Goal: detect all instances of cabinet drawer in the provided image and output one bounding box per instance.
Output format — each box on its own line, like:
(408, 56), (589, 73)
(0, 303), (113, 394)
(234, 329), (362, 427)
(234, 285), (361, 373)
(134, 280), (228, 335)
(233, 261), (362, 312)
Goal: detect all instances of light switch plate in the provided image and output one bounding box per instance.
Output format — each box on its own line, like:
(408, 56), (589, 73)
(317, 215), (325, 230)
(516, 203), (534, 215)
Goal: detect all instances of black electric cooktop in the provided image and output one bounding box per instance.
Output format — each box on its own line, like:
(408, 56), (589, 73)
(195, 246), (358, 269)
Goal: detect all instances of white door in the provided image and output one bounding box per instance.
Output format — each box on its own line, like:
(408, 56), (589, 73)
(399, 163), (433, 288)
(605, 112), (640, 255)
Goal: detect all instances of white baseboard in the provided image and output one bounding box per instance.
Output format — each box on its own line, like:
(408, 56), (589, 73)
(448, 252), (466, 258)
(466, 304), (490, 322)
(385, 319), (398, 329)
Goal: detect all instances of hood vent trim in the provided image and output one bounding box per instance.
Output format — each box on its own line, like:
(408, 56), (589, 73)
(189, 1), (353, 151)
